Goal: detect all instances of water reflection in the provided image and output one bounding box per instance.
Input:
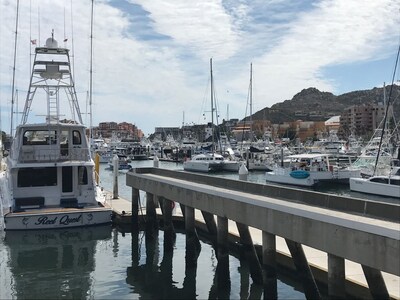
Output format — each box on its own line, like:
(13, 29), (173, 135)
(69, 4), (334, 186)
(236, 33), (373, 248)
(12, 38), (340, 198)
(1, 226), (307, 299)
(4, 225), (112, 299)
(125, 229), (304, 299)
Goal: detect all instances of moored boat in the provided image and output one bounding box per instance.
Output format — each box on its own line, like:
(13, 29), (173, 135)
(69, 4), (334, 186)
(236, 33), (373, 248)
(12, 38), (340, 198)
(0, 33), (112, 230)
(349, 166), (400, 198)
(183, 152), (224, 172)
(265, 153), (361, 187)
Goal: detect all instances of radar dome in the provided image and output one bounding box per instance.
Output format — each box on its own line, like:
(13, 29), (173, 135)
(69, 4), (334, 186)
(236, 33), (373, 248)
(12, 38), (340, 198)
(45, 37), (58, 48)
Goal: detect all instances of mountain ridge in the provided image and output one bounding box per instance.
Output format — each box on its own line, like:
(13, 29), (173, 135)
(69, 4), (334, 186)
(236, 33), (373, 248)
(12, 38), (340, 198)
(247, 84), (400, 124)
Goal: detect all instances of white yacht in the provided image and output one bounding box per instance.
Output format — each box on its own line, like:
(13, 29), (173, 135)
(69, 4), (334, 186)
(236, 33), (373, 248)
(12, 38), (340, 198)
(0, 34), (112, 230)
(183, 152), (224, 172)
(265, 153), (361, 187)
(350, 166), (400, 198)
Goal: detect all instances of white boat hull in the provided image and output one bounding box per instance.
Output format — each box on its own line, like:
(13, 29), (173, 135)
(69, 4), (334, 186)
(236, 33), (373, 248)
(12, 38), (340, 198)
(266, 171), (315, 186)
(183, 161), (223, 172)
(4, 205), (112, 231)
(349, 177), (400, 198)
(266, 168), (360, 187)
(222, 161), (241, 172)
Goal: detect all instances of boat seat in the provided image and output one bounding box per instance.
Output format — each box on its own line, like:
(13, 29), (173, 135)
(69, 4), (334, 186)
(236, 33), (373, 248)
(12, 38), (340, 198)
(14, 197), (45, 211)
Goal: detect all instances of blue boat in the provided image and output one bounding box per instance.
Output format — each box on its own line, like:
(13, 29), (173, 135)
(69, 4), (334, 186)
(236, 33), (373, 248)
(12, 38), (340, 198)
(290, 170), (310, 179)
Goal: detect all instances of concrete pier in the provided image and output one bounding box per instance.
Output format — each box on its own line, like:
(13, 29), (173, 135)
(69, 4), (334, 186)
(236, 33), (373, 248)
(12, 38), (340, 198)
(117, 167), (400, 299)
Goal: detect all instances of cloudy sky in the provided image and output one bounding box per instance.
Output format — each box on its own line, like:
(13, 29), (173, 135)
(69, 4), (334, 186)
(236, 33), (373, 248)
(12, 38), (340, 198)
(0, 0), (399, 136)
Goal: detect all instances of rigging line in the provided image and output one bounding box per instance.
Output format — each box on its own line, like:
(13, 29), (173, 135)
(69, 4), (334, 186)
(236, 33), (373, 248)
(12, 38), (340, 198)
(373, 41), (400, 175)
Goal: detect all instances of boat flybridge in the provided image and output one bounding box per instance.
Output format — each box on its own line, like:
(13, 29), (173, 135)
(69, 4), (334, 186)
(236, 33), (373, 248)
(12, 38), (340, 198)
(1, 33), (112, 230)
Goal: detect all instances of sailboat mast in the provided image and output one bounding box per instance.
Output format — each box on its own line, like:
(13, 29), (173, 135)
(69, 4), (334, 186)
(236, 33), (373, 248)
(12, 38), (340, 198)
(210, 58), (215, 153)
(249, 63), (253, 142)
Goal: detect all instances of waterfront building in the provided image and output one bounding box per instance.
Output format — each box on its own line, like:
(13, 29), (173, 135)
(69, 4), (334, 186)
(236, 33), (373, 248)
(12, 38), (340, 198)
(339, 103), (389, 137)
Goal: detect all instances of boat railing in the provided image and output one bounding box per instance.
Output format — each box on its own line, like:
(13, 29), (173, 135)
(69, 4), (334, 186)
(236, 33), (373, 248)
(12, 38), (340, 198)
(18, 146), (91, 163)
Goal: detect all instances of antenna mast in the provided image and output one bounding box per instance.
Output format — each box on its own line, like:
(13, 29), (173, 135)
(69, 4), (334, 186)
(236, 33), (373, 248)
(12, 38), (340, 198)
(10, 0), (20, 136)
(89, 0), (94, 142)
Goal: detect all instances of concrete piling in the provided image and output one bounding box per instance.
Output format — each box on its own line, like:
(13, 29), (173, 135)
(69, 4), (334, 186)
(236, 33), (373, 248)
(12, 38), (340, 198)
(153, 155), (159, 168)
(285, 239), (321, 300)
(239, 163), (248, 181)
(362, 265), (389, 300)
(262, 231), (277, 299)
(112, 154), (119, 199)
(185, 205), (200, 268)
(328, 253), (346, 299)
(146, 192), (158, 233)
(161, 197), (176, 252)
(201, 211), (218, 248)
(236, 222), (263, 284)
(217, 216), (231, 289)
(131, 188), (140, 230)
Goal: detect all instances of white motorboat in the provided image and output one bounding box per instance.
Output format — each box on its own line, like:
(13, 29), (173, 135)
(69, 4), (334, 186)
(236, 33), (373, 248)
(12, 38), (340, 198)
(0, 33), (112, 230)
(265, 153), (361, 187)
(350, 166), (400, 198)
(183, 152), (224, 172)
(107, 154), (133, 171)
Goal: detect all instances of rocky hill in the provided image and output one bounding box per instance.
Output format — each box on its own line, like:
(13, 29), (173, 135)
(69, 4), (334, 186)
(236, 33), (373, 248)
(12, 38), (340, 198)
(247, 84), (400, 124)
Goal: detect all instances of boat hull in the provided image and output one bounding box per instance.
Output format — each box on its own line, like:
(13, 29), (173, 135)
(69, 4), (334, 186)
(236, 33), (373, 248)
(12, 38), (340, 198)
(4, 205), (112, 231)
(266, 171), (315, 186)
(349, 177), (400, 198)
(183, 161), (223, 173)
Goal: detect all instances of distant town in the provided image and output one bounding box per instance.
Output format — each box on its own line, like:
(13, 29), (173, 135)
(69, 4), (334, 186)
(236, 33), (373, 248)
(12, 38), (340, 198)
(89, 100), (391, 145)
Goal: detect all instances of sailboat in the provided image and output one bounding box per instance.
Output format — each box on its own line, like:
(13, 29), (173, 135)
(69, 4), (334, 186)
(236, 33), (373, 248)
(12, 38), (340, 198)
(183, 58), (240, 173)
(0, 29), (112, 230)
(242, 63), (274, 171)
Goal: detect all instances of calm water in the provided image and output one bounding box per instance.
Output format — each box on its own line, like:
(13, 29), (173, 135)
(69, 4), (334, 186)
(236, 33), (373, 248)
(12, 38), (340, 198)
(0, 160), (395, 299)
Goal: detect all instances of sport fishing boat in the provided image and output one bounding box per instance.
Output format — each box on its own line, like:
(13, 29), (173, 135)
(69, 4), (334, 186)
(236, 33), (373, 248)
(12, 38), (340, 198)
(0, 33), (112, 230)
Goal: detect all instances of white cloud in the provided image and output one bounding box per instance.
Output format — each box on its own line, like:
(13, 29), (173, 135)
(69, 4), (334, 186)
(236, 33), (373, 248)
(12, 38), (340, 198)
(1, 0), (399, 135)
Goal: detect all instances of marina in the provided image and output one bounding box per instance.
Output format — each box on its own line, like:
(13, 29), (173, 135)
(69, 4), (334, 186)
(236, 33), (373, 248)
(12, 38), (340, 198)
(0, 1), (399, 299)
(1, 159), (399, 299)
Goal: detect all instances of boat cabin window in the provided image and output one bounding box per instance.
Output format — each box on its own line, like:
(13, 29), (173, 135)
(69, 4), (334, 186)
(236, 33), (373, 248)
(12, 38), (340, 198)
(17, 167), (57, 187)
(78, 166), (88, 185)
(23, 130), (57, 145)
(72, 130), (82, 145)
(391, 179), (400, 186)
(370, 178), (389, 184)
